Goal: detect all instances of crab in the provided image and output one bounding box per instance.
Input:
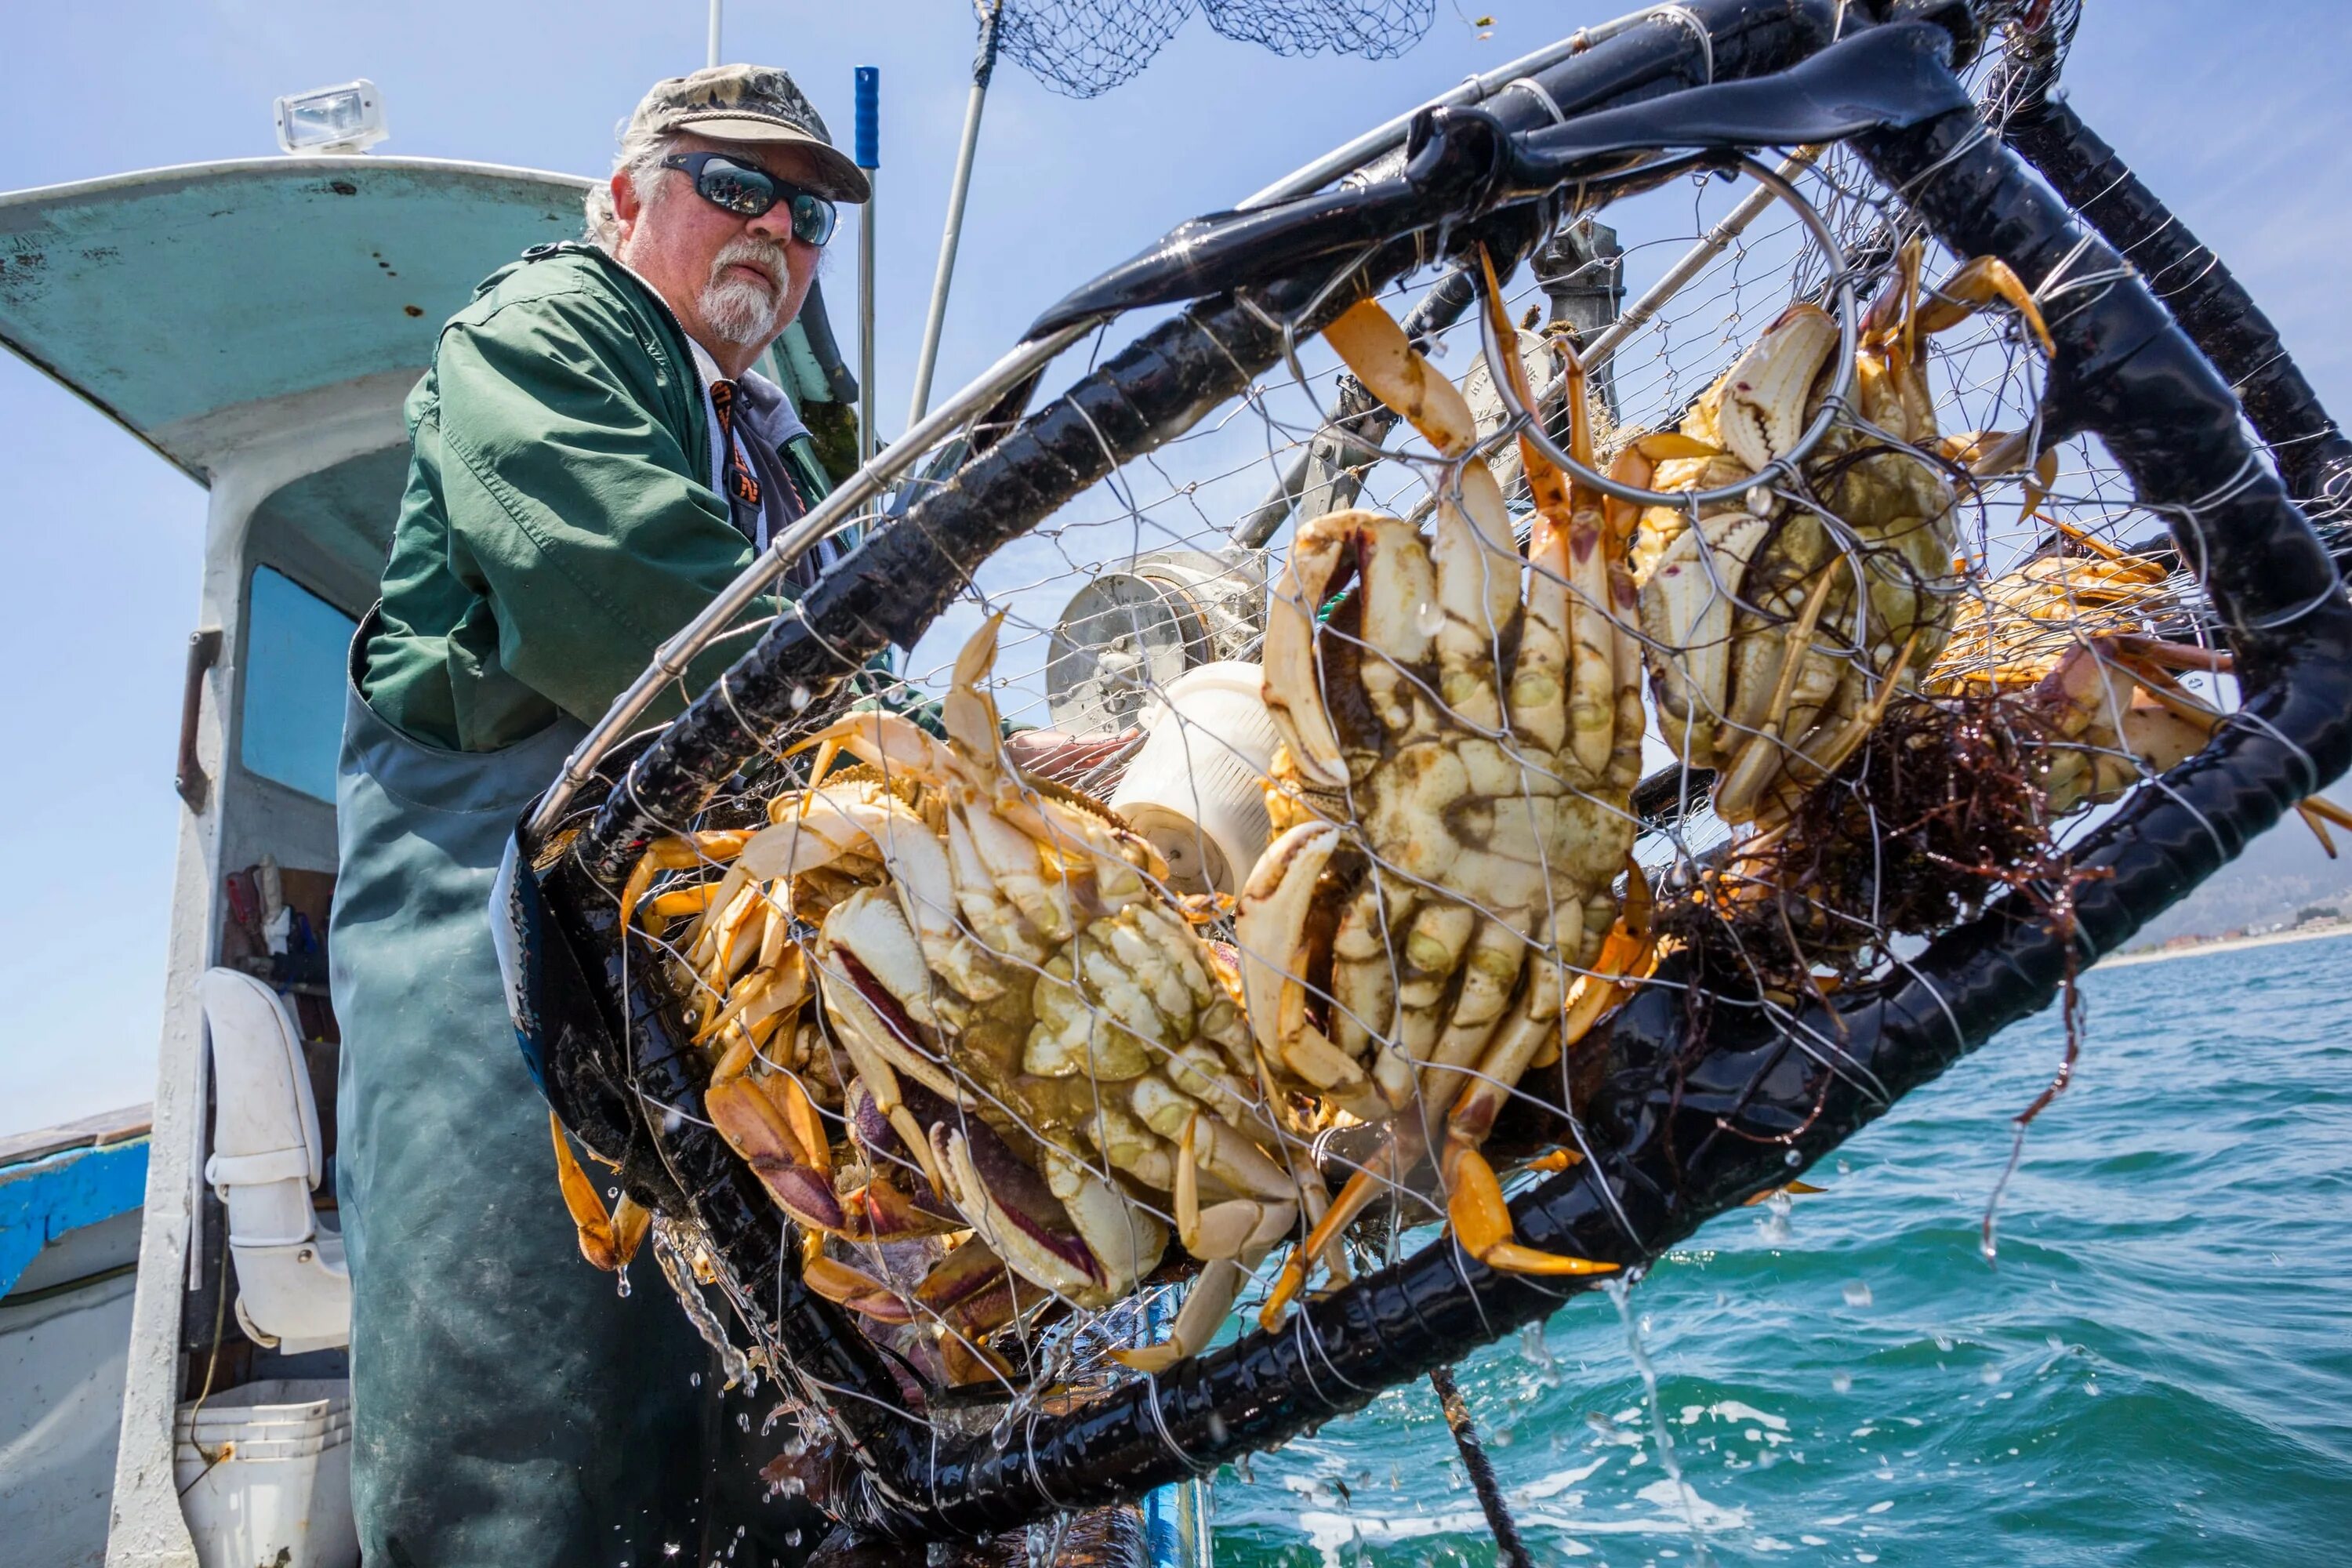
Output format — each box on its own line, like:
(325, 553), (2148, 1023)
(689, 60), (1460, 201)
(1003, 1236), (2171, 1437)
(1928, 530), (2352, 846)
(1621, 239), (2057, 827)
(620, 617), (1322, 1377)
(1238, 262), (1657, 1322)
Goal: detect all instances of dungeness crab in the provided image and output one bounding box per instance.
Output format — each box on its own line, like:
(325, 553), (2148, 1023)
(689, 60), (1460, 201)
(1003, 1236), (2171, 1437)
(1623, 240), (2056, 826)
(609, 619), (1323, 1377)
(1240, 260), (1656, 1323)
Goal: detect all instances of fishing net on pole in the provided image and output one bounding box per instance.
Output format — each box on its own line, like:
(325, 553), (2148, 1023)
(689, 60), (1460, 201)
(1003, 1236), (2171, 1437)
(992, 0), (1435, 100)
(505, 2), (2350, 1553)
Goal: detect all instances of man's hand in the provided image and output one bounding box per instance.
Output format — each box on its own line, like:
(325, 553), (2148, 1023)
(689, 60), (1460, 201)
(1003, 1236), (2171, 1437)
(1001, 727), (1143, 786)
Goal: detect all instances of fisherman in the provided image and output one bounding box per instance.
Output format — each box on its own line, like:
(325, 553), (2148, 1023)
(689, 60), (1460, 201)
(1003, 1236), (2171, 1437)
(328, 66), (871, 1565)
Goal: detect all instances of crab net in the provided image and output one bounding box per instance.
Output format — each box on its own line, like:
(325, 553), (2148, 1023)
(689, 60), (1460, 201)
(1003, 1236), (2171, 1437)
(514, 3), (2346, 1555)
(993, 0), (1436, 100)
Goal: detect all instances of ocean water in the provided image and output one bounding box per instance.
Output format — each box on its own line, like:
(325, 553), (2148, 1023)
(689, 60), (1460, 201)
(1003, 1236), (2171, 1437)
(1210, 930), (2352, 1566)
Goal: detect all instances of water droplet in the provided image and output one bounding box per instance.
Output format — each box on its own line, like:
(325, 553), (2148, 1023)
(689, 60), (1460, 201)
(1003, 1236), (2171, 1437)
(1933, 1334), (1954, 1352)
(1842, 1280), (1873, 1308)
(1980, 1365), (2003, 1386)
(690, 1372), (702, 1388)
(1206, 1411), (1229, 1445)
(785, 1530), (800, 1547)
(1412, 599), (1445, 638)
(1831, 1371), (1853, 1394)
(737, 1411), (750, 1432)
(1519, 1322), (1559, 1382)
(1784, 1148), (1802, 1167)
(615, 1267), (632, 1299)
(2083, 1380), (2100, 1396)
(788, 686), (811, 711)
(1837, 1158), (1852, 1175)
(606, 1185), (619, 1200)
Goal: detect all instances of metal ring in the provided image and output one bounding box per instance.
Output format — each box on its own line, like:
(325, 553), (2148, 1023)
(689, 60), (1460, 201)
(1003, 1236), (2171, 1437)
(1477, 153), (1858, 511)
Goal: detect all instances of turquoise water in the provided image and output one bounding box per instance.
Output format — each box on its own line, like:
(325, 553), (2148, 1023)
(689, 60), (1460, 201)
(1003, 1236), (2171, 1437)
(1210, 930), (2352, 1566)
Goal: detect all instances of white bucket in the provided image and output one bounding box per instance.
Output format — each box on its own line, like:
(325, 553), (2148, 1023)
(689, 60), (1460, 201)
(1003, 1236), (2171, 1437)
(175, 1378), (358, 1568)
(1111, 661), (1279, 897)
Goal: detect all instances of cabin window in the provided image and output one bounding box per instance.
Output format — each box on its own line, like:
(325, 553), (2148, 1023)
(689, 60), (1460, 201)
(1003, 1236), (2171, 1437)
(241, 566), (356, 804)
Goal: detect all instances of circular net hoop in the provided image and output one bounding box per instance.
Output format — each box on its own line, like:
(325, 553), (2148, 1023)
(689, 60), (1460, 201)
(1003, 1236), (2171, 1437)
(521, 5), (2349, 1547)
(993, 0), (1435, 99)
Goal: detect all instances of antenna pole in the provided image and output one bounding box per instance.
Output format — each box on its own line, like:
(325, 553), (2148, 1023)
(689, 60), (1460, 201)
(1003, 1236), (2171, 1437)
(855, 67), (880, 466)
(706, 0), (722, 68)
(906, 0), (1001, 428)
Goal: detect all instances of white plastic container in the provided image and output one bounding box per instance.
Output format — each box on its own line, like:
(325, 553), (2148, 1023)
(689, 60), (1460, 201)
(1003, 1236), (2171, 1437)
(1111, 661), (1280, 897)
(174, 1379), (358, 1568)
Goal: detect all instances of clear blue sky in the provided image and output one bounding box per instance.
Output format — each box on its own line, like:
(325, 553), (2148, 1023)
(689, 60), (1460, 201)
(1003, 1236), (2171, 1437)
(0, 2), (2343, 1135)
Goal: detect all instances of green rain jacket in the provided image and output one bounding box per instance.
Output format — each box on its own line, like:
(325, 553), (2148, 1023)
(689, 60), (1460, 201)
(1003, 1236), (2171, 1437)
(361, 242), (834, 752)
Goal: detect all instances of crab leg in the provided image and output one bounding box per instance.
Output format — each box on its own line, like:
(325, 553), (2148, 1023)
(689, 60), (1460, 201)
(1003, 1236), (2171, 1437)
(1436, 875), (1655, 1276)
(1258, 1117), (1428, 1330)
(620, 829), (753, 932)
(1714, 559), (1848, 822)
(1323, 296), (1519, 730)
(1111, 1258), (1247, 1374)
(549, 1111), (651, 1272)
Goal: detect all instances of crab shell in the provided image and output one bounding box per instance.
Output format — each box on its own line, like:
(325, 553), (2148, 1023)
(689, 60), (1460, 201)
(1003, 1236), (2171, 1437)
(1629, 302), (1962, 827)
(1240, 296), (1645, 1134)
(1926, 551), (2215, 817)
(718, 619), (1306, 1314)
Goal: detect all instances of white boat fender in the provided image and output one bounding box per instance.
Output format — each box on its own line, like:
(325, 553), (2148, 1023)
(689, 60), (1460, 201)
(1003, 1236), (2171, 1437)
(199, 966), (350, 1353)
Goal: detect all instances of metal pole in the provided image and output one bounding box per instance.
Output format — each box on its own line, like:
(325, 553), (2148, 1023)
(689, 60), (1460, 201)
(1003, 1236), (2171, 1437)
(706, 0), (722, 68)
(1581, 145), (1820, 372)
(855, 67), (880, 466)
(907, 1), (1002, 429)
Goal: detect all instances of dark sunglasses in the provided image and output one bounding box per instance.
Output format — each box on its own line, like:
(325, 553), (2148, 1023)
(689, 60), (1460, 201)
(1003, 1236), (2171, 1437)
(659, 151), (837, 246)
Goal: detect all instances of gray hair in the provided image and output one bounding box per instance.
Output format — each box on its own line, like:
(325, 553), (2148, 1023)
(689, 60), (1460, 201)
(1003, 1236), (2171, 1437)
(583, 118), (681, 253)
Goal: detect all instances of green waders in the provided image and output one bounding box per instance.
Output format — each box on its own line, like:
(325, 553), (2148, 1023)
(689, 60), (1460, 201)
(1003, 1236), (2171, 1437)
(330, 619), (817, 1566)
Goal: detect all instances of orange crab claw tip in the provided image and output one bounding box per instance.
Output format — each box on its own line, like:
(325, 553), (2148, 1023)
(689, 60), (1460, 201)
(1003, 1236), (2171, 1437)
(1526, 1148), (1583, 1174)
(1476, 1242), (1622, 1277)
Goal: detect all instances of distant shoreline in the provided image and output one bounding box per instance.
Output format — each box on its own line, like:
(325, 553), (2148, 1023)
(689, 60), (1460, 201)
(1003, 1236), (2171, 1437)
(2102, 924), (2352, 970)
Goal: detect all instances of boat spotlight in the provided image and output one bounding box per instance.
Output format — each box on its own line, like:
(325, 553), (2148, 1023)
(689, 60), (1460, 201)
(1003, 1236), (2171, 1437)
(273, 80), (387, 154)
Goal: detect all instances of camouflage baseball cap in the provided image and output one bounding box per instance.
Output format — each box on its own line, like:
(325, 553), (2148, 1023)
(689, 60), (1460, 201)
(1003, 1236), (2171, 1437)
(629, 64), (870, 204)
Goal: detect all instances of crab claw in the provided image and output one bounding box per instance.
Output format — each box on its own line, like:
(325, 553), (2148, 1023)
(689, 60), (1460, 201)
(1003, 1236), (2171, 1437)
(1714, 304), (1838, 474)
(549, 1111), (652, 1272)
(1261, 512), (1359, 790)
(1639, 510), (1772, 768)
(932, 1122), (1105, 1303)
(1443, 1145), (1618, 1278)
(706, 1075), (847, 1234)
(797, 1231), (915, 1323)
(1236, 822), (1376, 1104)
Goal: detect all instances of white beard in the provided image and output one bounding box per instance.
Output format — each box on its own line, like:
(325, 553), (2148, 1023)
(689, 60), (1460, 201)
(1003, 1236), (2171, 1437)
(699, 240), (792, 347)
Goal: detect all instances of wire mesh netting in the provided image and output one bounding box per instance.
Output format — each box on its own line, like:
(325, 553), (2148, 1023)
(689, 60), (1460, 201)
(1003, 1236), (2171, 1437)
(992, 0), (1436, 99)
(524, 4), (2345, 1550)
(571, 144), (2256, 1453)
